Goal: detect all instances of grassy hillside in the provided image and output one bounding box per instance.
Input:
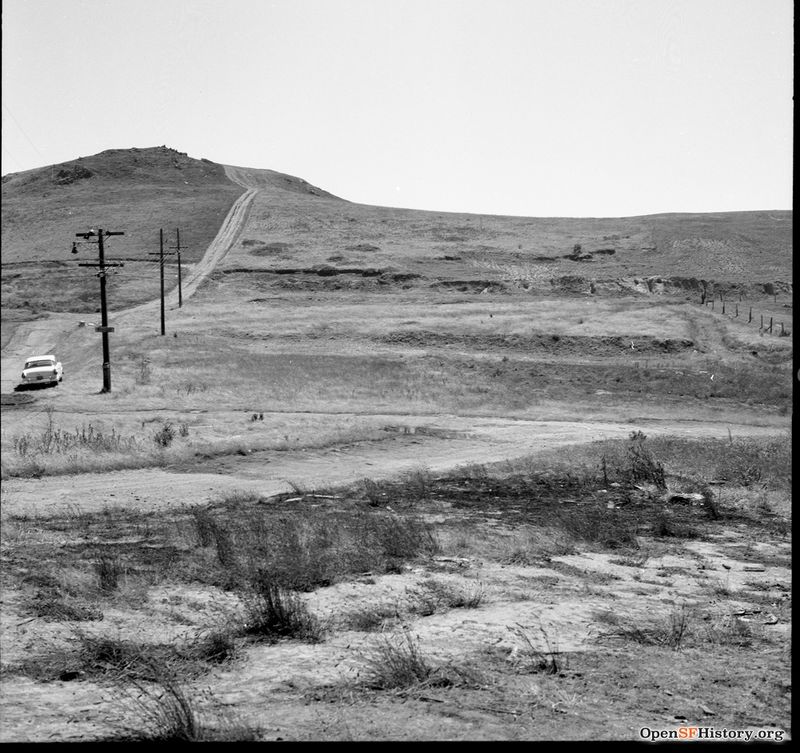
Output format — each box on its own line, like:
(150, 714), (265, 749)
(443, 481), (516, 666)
(221, 191), (792, 300)
(2, 146), (793, 317)
(1, 146), (245, 312)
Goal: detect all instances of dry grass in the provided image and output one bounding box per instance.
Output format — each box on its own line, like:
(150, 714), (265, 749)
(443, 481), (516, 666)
(109, 676), (261, 741)
(355, 629), (484, 691)
(240, 575), (324, 643)
(0, 430), (790, 740)
(0, 149), (792, 742)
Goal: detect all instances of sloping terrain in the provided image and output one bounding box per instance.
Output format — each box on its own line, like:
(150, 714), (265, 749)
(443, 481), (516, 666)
(2, 147), (244, 313)
(0, 148), (792, 742)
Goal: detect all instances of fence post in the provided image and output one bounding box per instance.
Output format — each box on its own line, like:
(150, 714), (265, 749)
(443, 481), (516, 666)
(735, 304), (739, 317)
(769, 317), (773, 334)
(749, 307), (752, 323)
(722, 302), (725, 314)
(760, 314), (764, 328)
(781, 322), (785, 336)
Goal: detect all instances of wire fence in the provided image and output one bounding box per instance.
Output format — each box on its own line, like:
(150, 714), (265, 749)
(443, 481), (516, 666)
(699, 291), (792, 338)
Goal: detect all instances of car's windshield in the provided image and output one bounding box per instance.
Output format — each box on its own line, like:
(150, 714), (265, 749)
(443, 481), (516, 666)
(25, 360), (54, 368)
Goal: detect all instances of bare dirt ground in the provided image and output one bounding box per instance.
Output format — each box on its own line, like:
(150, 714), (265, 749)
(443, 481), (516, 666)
(0, 164), (791, 742)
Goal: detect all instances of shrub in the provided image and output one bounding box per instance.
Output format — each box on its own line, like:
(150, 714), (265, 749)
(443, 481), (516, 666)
(153, 423), (176, 448)
(95, 555), (122, 593)
(241, 574), (323, 643)
(625, 431), (666, 490)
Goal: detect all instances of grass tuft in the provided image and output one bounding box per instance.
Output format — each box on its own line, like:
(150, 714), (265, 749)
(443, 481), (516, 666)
(507, 623), (564, 675)
(595, 606), (691, 650)
(241, 574), (324, 643)
(110, 676), (260, 742)
(357, 629), (481, 691)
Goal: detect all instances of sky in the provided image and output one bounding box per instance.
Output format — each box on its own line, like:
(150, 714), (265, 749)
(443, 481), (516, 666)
(1, 0), (793, 217)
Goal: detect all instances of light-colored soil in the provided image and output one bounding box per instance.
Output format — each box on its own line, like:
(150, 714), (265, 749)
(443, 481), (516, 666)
(0, 164), (791, 742)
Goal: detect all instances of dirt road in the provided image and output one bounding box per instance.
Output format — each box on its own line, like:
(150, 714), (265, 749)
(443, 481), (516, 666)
(0, 166), (260, 395)
(1, 167), (789, 520)
(0, 415), (785, 518)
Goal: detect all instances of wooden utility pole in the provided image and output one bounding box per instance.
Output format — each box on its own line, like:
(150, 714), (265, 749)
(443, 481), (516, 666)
(75, 228), (124, 392)
(171, 228), (185, 307)
(159, 229), (165, 335)
(149, 229), (166, 335)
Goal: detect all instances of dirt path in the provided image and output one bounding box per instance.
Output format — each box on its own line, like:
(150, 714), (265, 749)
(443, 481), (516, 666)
(0, 166), (260, 395)
(1, 168), (789, 520)
(0, 416), (785, 519)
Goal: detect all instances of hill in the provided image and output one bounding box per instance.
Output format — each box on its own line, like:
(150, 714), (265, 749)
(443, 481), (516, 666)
(0, 146), (334, 313)
(0, 149), (791, 743)
(3, 147), (792, 317)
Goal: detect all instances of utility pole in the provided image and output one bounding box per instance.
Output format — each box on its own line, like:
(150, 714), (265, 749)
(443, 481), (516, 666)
(170, 228), (185, 307)
(149, 229), (166, 335)
(75, 228), (124, 393)
(159, 228), (165, 335)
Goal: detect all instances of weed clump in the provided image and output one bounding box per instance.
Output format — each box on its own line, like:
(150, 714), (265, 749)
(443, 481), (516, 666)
(188, 629), (238, 664)
(406, 578), (485, 615)
(111, 677), (261, 742)
(153, 422), (176, 448)
(195, 505), (439, 591)
(95, 555), (123, 592)
(595, 606), (691, 650)
(358, 629), (480, 691)
(12, 411), (141, 458)
(624, 431), (666, 490)
(507, 623), (564, 674)
(241, 573), (323, 643)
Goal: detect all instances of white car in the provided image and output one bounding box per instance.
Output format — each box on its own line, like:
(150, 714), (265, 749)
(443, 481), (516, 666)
(20, 354), (63, 387)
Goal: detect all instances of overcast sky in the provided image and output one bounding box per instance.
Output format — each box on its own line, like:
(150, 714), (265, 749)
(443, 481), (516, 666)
(1, 0), (793, 217)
